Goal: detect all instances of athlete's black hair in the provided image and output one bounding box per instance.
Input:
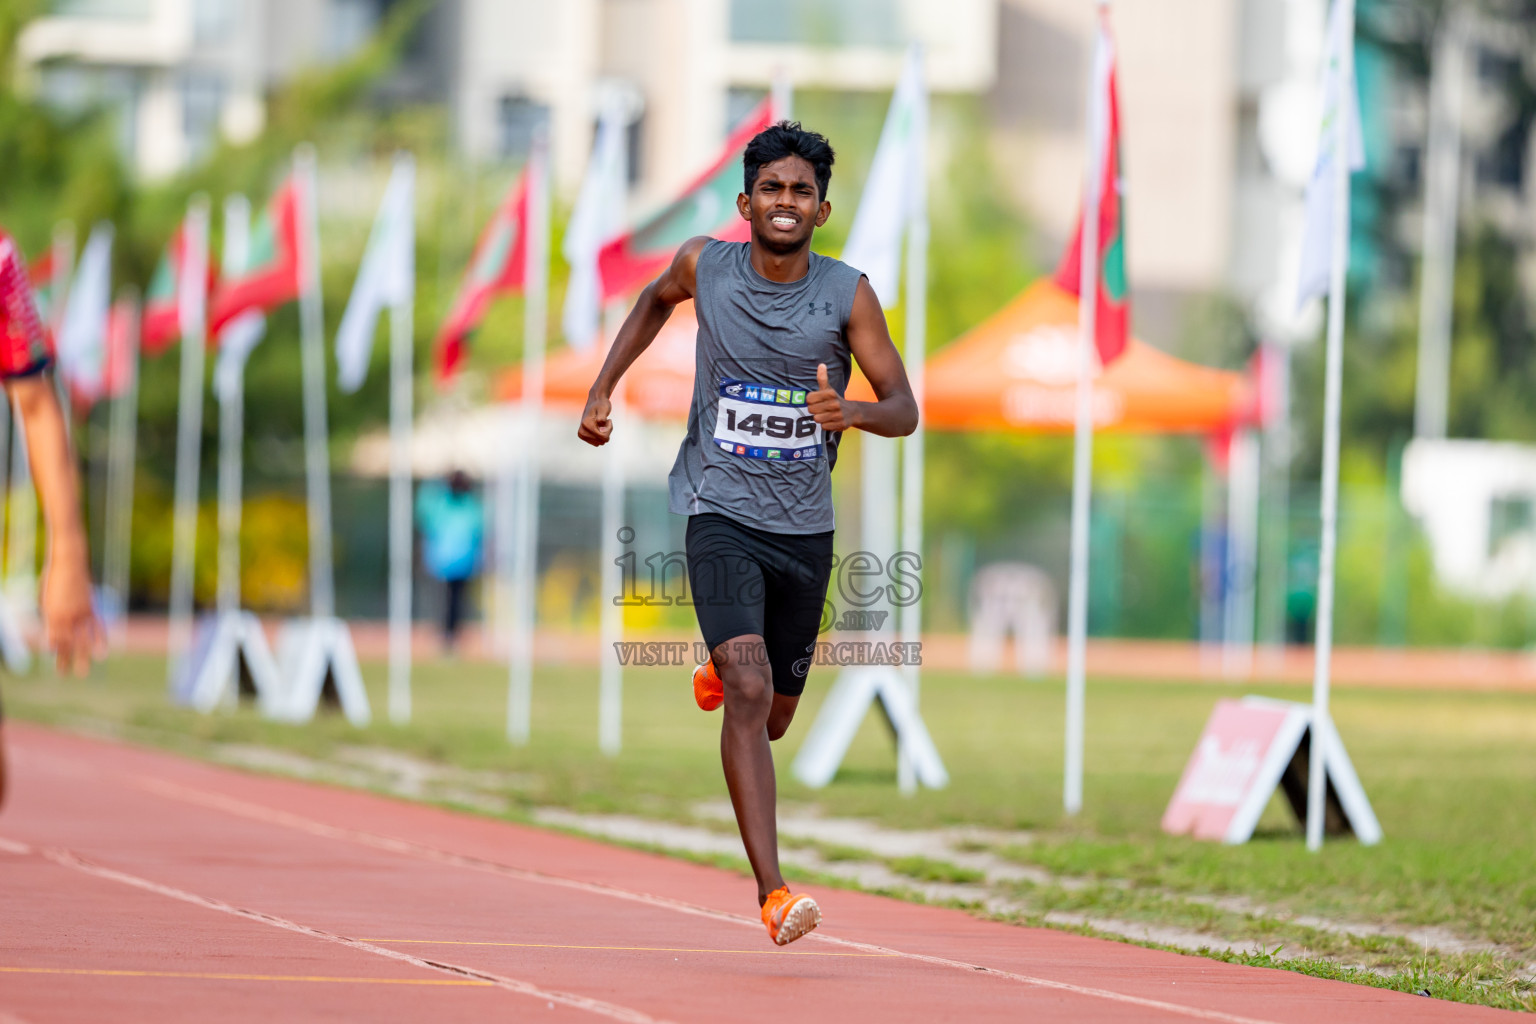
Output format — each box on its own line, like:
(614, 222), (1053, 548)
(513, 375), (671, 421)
(743, 120), (835, 201)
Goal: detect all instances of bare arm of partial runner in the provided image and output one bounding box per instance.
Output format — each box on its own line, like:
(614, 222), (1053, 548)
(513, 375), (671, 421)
(806, 277), (918, 438)
(7, 373), (102, 675)
(577, 236), (709, 447)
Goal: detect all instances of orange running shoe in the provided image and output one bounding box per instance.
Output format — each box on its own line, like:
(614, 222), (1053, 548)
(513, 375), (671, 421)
(761, 886), (821, 946)
(692, 659), (724, 711)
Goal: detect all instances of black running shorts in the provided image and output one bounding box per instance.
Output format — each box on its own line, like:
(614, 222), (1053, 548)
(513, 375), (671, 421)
(685, 513), (833, 698)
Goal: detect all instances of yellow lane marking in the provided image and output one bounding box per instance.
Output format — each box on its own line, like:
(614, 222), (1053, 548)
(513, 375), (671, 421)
(362, 939), (898, 959)
(0, 966), (490, 986)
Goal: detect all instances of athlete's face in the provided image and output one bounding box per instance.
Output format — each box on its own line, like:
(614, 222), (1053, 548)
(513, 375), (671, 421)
(738, 156), (830, 256)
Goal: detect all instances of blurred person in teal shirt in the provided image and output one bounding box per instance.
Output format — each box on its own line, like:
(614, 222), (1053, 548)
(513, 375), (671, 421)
(415, 470), (484, 652)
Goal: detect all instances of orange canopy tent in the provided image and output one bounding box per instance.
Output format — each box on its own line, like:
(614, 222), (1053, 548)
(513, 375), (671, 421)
(849, 279), (1250, 434)
(496, 301), (698, 418)
(499, 282), (1251, 435)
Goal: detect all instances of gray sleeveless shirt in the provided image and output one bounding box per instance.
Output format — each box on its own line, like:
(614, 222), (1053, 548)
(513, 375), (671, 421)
(667, 240), (864, 534)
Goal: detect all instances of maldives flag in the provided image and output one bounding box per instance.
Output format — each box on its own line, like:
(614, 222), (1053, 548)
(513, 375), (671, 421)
(597, 98), (776, 300)
(142, 220), (214, 355)
(433, 166), (531, 384)
(208, 175), (303, 336)
(1053, 13), (1129, 366)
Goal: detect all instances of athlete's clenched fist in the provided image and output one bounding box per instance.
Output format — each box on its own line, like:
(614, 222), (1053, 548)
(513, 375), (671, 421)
(807, 363), (852, 432)
(578, 391), (613, 446)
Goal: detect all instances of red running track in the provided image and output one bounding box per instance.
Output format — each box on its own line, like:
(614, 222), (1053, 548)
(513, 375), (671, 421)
(0, 723), (1514, 1023)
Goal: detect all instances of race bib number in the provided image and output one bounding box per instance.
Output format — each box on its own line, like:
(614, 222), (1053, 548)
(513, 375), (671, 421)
(712, 378), (823, 461)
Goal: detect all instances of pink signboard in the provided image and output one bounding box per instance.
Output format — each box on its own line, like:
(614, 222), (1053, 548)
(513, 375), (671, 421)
(1162, 698), (1304, 842)
(1164, 697), (1382, 845)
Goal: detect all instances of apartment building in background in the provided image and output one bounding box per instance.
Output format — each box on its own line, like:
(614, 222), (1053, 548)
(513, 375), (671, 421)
(16, 0), (411, 177)
(435, 0), (1000, 210)
(15, 1), (993, 190)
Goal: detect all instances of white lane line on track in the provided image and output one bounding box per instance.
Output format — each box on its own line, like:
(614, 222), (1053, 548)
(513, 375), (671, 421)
(135, 775), (1286, 1024)
(0, 837), (34, 855)
(40, 846), (671, 1024)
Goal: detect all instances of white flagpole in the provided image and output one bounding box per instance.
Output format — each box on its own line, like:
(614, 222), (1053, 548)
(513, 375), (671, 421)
(862, 429), (901, 783)
(217, 195), (251, 617)
(1198, 453), (1222, 664)
(1260, 341), (1292, 662)
(1308, 0), (1357, 852)
(493, 438), (515, 657)
(1064, 13), (1109, 816)
(0, 394), (22, 673)
(295, 145), (335, 622)
(598, 303), (626, 756)
(6, 411), (34, 605)
(898, 48), (929, 792)
(388, 152), (417, 725)
(1412, 5), (1466, 441)
(771, 67), (793, 121)
(594, 116), (631, 756)
(507, 130), (550, 742)
(103, 289), (141, 640)
(167, 197), (210, 685)
(1222, 430), (1260, 677)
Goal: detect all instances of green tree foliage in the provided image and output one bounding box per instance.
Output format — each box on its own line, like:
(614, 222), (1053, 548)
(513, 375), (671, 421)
(0, 0), (132, 253)
(1325, 0), (1536, 470)
(3, 1), (440, 609)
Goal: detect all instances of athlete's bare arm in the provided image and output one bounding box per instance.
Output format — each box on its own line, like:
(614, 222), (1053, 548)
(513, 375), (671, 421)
(577, 236), (710, 447)
(806, 277), (917, 438)
(8, 374), (101, 675)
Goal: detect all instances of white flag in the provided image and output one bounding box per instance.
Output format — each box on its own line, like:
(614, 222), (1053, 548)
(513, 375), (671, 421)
(58, 223), (112, 401)
(1296, 0), (1366, 309)
(841, 46), (927, 307)
(214, 311), (267, 403)
(337, 155), (415, 393)
(562, 103), (629, 349)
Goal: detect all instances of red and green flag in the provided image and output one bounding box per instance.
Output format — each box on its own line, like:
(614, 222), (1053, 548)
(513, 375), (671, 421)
(433, 167), (531, 384)
(208, 174), (303, 336)
(1053, 13), (1129, 366)
(141, 221), (195, 355)
(597, 98), (775, 300)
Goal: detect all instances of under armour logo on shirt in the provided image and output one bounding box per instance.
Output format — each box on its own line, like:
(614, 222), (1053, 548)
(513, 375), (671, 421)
(807, 301), (833, 316)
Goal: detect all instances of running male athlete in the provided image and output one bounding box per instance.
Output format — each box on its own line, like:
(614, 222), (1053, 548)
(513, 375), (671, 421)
(0, 229), (104, 809)
(578, 122), (917, 945)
